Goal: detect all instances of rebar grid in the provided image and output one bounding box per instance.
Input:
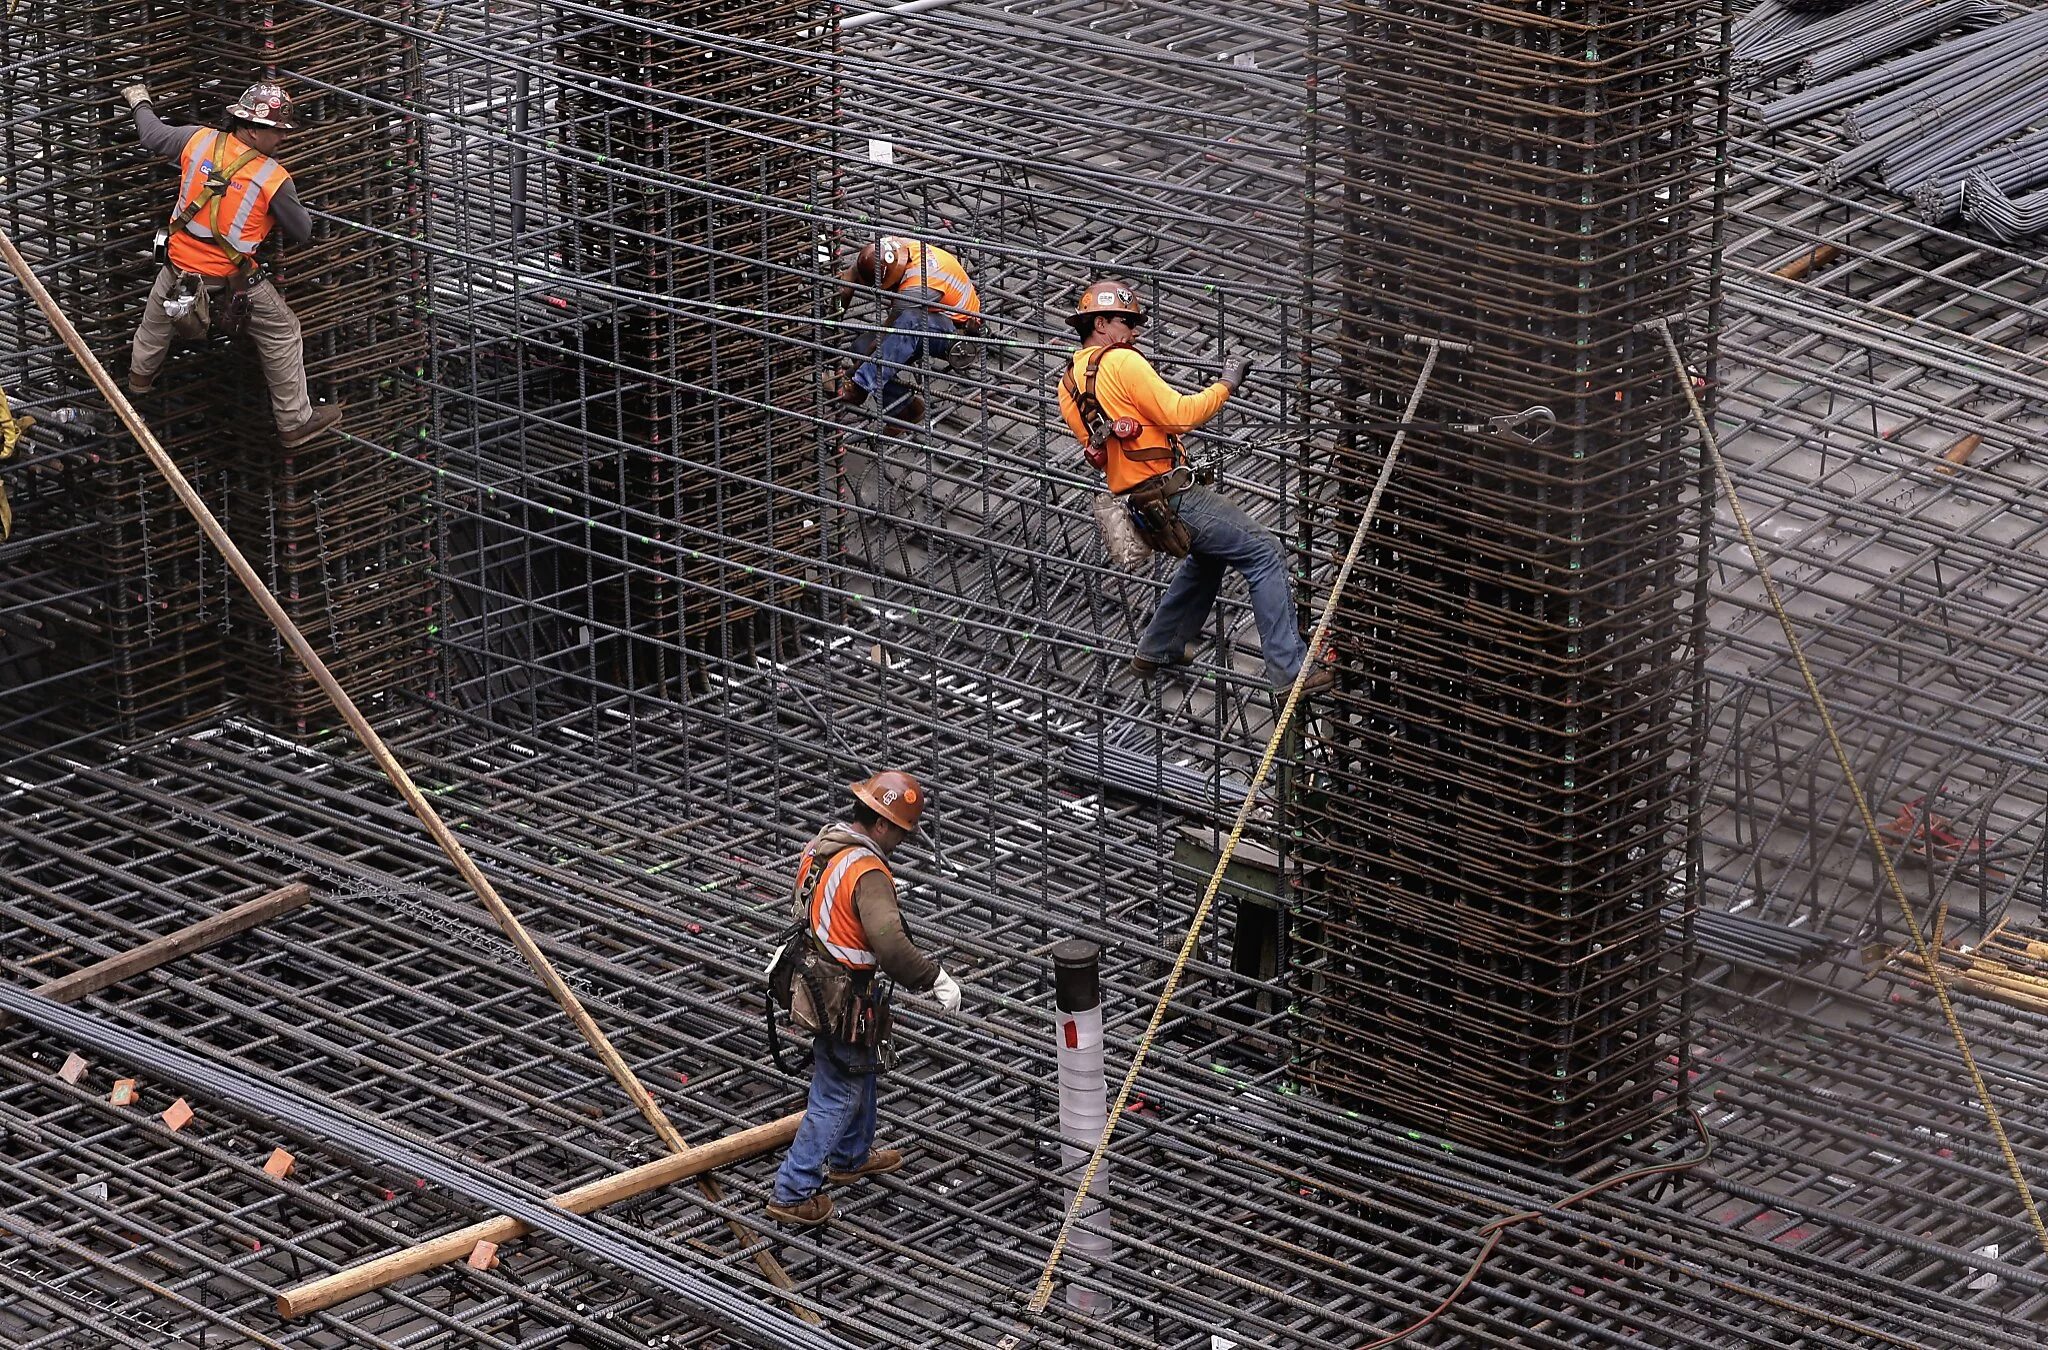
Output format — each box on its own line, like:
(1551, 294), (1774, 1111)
(4, 0), (2048, 1345)
(3, 713), (2044, 1348)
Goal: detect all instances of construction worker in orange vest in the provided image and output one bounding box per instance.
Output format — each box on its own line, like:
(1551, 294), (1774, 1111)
(118, 79), (342, 448)
(1059, 278), (1332, 695)
(826, 234), (984, 423)
(768, 771), (963, 1226)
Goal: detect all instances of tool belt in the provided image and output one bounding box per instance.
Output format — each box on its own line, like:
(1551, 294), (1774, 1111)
(156, 265), (256, 342)
(781, 937), (894, 1074)
(1117, 465), (1195, 558)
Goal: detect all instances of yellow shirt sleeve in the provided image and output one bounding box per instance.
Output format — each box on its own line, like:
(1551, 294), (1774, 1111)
(1101, 347), (1230, 434)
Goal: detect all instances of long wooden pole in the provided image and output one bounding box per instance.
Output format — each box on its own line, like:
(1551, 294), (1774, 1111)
(0, 883), (313, 1030)
(276, 1112), (802, 1317)
(0, 229), (807, 1313)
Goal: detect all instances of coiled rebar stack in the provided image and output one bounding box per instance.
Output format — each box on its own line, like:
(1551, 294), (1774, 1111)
(1293, 0), (1726, 1165)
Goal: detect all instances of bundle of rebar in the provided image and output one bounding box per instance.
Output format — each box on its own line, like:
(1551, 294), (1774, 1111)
(1961, 169), (2048, 238)
(1752, 15), (2048, 132)
(1737, 0), (1978, 85)
(1296, 0), (1722, 1166)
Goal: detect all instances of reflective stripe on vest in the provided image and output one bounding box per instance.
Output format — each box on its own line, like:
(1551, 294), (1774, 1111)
(168, 130), (290, 276)
(884, 236), (981, 319)
(806, 839), (888, 968)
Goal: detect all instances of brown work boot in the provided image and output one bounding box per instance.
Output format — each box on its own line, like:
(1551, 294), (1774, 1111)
(825, 369), (866, 407)
(1128, 643), (1199, 678)
(764, 1192), (833, 1227)
(826, 1149), (903, 1185)
(279, 404), (343, 448)
(1292, 666), (1336, 696)
(883, 392), (925, 423)
(126, 369), (157, 397)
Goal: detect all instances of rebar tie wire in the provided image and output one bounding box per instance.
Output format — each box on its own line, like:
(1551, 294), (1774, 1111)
(1645, 314), (2048, 1262)
(1015, 335), (1458, 1329)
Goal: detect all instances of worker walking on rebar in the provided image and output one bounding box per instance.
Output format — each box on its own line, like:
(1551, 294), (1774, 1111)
(827, 234), (983, 423)
(767, 772), (963, 1226)
(118, 78), (341, 448)
(1059, 278), (1330, 694)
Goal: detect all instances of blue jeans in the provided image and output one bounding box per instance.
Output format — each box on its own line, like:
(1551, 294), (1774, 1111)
(1137, 486), (1306, 688)
(853, 307), (954, 412)
(773, 1039), (880, 1203)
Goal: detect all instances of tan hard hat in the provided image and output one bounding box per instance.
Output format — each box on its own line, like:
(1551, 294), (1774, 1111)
(1070, 277), (1145, 336)
(851, 770), (925, 832)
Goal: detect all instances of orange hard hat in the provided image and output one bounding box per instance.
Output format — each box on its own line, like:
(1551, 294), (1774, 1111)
(871, 235), (913, 292)
(1070, 277), (1145, 336)
(851, 770), (925, 832)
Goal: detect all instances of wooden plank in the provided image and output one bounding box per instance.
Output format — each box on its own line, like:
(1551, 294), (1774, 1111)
(0, 884), (313, 1029)
(275, 1111), (803, 1318)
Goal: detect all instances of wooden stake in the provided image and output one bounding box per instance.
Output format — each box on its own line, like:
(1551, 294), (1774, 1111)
(275, 1111), (801, 1317)
(1775, 242), (1840, 281)
(0, 884), (313, 1030)
(0, 228), (809, 1318)
(1936, 432), (1983, 475)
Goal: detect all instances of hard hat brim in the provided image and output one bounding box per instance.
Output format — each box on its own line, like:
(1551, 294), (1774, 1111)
(849, 778), (921, 832)
(226, 104), (298, 130)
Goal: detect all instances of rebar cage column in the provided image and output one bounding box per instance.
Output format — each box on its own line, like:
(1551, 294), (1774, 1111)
(1292, 0), (1727, 1165)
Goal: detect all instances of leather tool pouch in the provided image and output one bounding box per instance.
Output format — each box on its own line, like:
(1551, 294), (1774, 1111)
(791, 947), (852, 1037)
(215, 273), (253, 341)
(162, 270), (212, 342)
(1118, 467), (1195, 558)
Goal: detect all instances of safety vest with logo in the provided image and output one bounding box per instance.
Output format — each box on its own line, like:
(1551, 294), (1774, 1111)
(168, 129), (293, 278)
(1062, 344), (1182, 494)
(794, 834), (893, 970)
(882, 236), (981, 325)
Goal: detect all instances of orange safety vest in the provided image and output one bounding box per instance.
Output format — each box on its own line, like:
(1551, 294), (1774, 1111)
(793, 833), (893, 970)
(167, 129), (292, 278)
(881, 235), (981, 325)
(1062, 343), (1181, 494)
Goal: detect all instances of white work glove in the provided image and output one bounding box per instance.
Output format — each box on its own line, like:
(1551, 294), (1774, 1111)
(929, 968), (962, 1013)
(118, 82), (153, 111)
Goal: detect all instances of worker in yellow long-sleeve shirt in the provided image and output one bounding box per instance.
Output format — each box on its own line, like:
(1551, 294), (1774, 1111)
(1058, 278), (1330, 693)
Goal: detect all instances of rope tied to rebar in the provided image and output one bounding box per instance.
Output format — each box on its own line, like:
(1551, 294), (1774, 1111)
(1644, 314), (2048, 1262)
(1013, 335), (1461, 1329)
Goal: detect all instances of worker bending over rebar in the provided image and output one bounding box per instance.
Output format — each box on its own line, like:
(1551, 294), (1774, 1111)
(119, 79), (341, 448)
(827, 233), (984, 423)
(767, 772), (963, 1226)
(1059, 279), (1330, 694)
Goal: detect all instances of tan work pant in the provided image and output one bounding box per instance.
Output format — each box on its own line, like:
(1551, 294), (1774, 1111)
(130, 266), (314, 433)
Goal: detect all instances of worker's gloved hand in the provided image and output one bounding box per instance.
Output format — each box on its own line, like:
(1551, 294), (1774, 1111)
(1219, 355), (1253, 393)
(929, 968), (963, 1013)
(118, 82), (154, 111)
